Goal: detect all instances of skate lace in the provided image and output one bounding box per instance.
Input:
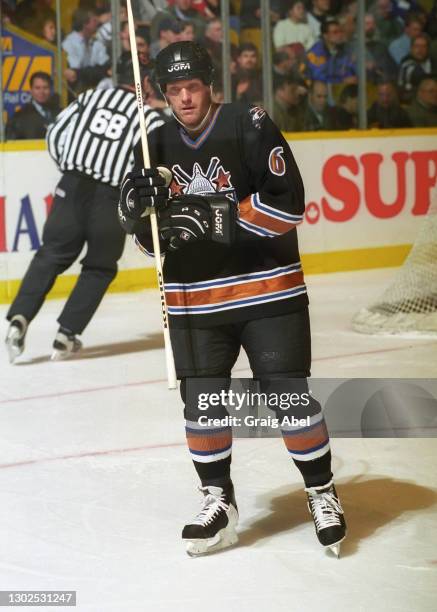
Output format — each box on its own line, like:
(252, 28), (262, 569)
(191, 487), (230, 526)
(307, 488), (343, 532)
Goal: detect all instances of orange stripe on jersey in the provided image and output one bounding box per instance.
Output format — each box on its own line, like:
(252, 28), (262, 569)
(166, 270), (304, 308)
(239, 195), (300, 234)
(282, 421), (329, 453)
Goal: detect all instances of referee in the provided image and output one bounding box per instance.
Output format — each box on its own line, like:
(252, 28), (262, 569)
(5, 65), (164, 363)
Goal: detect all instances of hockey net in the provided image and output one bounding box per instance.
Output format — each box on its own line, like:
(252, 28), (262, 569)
(352, 193), (437, 334)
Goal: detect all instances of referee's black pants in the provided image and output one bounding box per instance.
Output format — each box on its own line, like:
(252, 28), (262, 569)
(7, 173), (126, 335)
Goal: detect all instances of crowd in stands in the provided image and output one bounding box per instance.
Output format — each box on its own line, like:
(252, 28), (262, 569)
(2, 0), (437, 139)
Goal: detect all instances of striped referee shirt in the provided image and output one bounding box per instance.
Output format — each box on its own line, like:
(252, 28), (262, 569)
(47, 87), (164, 187)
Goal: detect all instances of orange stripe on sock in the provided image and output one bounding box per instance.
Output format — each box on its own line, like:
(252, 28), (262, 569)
(282, 421), (329, 452)
(186, 431), (233, 453)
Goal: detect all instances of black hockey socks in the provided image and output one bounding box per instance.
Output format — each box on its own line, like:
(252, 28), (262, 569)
(293, 450), (333, 488)
(191, 456), (232, 488)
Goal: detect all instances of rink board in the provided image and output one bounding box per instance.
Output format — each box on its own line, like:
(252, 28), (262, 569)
(0, 128), (436, 303)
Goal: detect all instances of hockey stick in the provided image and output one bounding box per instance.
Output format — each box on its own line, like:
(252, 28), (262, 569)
(126, 0), (177, 389)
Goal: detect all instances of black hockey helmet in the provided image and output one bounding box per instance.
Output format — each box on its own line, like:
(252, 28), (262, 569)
(154, 41), (214, 89)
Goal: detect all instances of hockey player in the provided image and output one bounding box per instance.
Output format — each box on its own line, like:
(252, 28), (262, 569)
(118, 41), (347, 557)
(5, 65), (164, 363)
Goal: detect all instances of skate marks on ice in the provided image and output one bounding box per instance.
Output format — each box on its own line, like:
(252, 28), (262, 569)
(237, 476), (437, 558)
(10, 334), (164, 365)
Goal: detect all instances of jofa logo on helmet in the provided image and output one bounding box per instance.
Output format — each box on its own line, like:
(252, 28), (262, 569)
(168, 62), (191, 72)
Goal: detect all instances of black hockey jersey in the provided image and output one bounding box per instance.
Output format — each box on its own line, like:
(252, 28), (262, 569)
(132, 102), (308, 328)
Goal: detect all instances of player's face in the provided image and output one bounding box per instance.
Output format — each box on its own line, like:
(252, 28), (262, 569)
(31, 78), (51, 104)
(165, 78), (212, 128)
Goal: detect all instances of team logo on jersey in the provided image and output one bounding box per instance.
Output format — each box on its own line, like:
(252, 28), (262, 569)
(249, 106), (266, 130)
(269, 146), (286, 176)
(170, 157), (236, 201)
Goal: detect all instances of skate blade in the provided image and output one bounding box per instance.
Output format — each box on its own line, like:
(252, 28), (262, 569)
(6, 341), (23, 364)
(5, 333), (24, 364)
(185, 527), (238, 557)
(326, 535), (346, 558)
(51, 341), (82, 361)
(51, 349), (71, 361)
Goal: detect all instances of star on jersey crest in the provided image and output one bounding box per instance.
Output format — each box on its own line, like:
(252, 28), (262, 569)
(170, 157), (236, 201)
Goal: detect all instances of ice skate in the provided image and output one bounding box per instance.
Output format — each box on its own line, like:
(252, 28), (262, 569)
(51, 328), (82, 361)
(182, 483), (239, 556)
(5, 315), (28, 363)
(305, 480), (346, 557)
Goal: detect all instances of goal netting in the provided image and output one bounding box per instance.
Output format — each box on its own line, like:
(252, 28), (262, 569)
(352, 194), (437, 334)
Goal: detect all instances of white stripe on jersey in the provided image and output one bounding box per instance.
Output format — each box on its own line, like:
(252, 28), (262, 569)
(46, 87), (164, 187)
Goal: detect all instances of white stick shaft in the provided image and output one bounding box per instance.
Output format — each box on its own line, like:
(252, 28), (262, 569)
(126, 0), (177, 389)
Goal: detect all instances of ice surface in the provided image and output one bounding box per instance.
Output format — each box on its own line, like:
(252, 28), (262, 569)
(1, 269), (436, 612)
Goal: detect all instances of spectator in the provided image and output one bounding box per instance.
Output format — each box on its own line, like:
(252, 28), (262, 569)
(62, 9), (110, 94)
(149, 18), (183, 59)
(204, 18), (238, 71)
(371, 0), (404, 47)
(96, 3), (128, 53)
(273, 46), (308, 101)
(273, 76), (304, 132)
(204, 18), (224, 69)
(273, 46), (305, 81)
(398, 33), (436, 103)
(389, 13), (423, 64)
(338, 2), (357, 45)
(116, 30), (151, 86)
(273, 1), (316, 51)
(150, 0), (205, 43)
(303, 80), (336, 130)
(232, 42), (263, 105)
(6, 72), (60, 140)
(307, 0), (332, 40)
(179, 20), (196, 41)
(305, 18), (356, 93)
(391, 0), (425, 21)
(191, 0), (220, 19)
(12, 0), (55, 37)
(331, 83), (358, 129)
(41, 17), (57, 45)
(367, 81), (412, 127)
(132, 0), (167, 25)
(407, 76), (437, 126)
(346, 13), (398, 84)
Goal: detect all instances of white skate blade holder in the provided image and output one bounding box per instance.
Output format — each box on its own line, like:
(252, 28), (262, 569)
(51, 334), (82, 361)
(6, 335), (22, 364)
(184, 506), (239, 557)
(185, 524), (238, 557)
(5, 315), (28, 363)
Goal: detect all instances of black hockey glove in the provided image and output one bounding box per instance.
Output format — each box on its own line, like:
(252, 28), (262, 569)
(158, 194), (237, 251)
(120, 168), (170, 221)
(158, 196), (211, 251)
